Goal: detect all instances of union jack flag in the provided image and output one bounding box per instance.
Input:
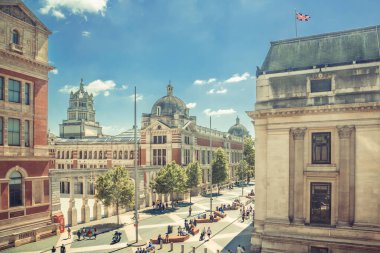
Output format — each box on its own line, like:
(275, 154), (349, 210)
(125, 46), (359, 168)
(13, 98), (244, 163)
(296, 12), (311, 21)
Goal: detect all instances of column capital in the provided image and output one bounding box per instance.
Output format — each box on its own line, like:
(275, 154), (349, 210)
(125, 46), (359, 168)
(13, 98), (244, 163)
(290, 127), (307, 140)
(337, 125), (355, 139)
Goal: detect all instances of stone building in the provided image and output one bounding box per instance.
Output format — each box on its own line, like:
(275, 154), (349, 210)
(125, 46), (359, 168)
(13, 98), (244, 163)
(248, 26), (380, 253)
(0, 0), (57, 249)
(59, 79), (103, 139)
(51, 83), (247, 224)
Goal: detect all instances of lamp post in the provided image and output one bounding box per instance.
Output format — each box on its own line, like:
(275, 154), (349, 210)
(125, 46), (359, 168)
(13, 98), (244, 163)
(134, 86), (139, 243)
(209, 116), (212, 214)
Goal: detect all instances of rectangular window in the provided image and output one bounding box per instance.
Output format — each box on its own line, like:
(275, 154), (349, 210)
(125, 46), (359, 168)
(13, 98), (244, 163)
(184, 149), (191, 165)
(311, 79), (331, 93)
(153, 135), (167, 144)
(312, 133), (331, 164)
(310, 183), (331, 225)
(310, 246), (329, 253)
(8, 118), (20, 146)
(24, 83), (30, 105)
(153, 149), (166, 166)
(0, 117), (3, 145)
(184, 136), (190, 145)
(24, 120), (30, 147)
(8, 79), (21, 103)
(0, 76), (4, 100)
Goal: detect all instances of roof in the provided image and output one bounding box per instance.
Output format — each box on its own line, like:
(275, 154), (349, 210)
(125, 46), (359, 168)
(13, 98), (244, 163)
(0, 0), (51, 34)
(259, 25), (380, 76)
(55, 129), (140, 144)
(151, 84), (187, 117)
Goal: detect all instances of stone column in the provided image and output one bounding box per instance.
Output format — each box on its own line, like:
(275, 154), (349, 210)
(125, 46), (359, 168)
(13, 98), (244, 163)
(92, 177), (102, 220)
(81, 176), (90, 223)
(337, 125), (355, 226)
(67, 177), (77, 226)
(50, 171), (61, 213)
(291, 127), (306, 224)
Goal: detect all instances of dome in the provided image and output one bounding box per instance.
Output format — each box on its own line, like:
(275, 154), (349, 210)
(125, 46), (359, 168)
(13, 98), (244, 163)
(228, 116), (249, 137)
(151, 84), (187, 117)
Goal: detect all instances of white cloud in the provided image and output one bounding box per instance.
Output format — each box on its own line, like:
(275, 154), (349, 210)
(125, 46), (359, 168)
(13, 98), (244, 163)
(193, 78), (217, 86)
(121, 84), (128, 90)
(50, 68), (59, 75)
(58, 79), (116, 97)
(203, 108), (236, 117)
(129, 93), (143, 102)
(224, 72), (250, 84)
(82, 31), (91, 38)
(40, 0), (108, 19)
(207, 87), (227, 94)
(186, 102), (197, 109)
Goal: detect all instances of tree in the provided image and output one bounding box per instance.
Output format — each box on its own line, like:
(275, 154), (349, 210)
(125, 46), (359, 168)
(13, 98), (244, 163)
(186, 162), (202, 203)
(95, 166), (134, 225)
(236, 160), (249, 182)
(211, 148), (229, 194)
(243, 137), (255, 181)
(151, 161), (187, 202)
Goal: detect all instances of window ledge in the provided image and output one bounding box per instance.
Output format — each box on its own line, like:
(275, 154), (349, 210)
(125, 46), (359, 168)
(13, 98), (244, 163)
(306, 164), (337, 171)
(9, 43), (23, 54)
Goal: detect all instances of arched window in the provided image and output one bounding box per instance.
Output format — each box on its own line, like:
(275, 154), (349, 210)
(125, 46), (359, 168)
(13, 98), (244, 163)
(124, 151), (128, 159)
(94, 151), (97, 159)
(119, 151), (122, 160)
(71, 151), (74, 159)
(157, 106), (161, 116)
(89, 151), (92, 159)
(66, 151), (69, 159)
(79, 151), (82, 159)
(9, 171), (22, 207)
(57, 151), (60, 159)
(104, 151), (107, 159)
(99, 151), (102, 159)
(113, 151), (117, 159)
(130, 151), (134, 159)
(84, 151), (87, 159)
(61, 151), (64, 159)
(12, 30), (19, 45)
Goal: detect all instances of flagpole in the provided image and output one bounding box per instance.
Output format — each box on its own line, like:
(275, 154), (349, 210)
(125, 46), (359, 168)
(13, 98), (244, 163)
(294, 10), (298, 37)
(134, 86), (138, 243)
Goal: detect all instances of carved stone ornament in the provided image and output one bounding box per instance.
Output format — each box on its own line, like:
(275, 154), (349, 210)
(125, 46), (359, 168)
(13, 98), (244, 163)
(337, 125), (355, 139)
(0, 6), (35, 26)
(290, 127), (307, 140)
(310, 72), (332, 80)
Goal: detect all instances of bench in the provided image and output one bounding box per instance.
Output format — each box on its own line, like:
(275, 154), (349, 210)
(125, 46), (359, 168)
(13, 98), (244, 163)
(194, 216), (221, 223)
(151, 234), (190, 244)
(190, 227), (199, 235)
(214, 211), (227, 218)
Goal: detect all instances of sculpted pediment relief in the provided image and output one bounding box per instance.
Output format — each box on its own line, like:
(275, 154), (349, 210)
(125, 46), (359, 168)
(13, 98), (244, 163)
(0, 5), (35, 26)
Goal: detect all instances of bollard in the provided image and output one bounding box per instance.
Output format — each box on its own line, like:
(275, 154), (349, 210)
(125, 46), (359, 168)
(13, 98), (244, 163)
(160, 239), (163, 249)
(204, 248), (208, 253)
(217, 250), (220, 253)
(181, 244), (185, 253)
(192, 247), (196, 253)
(170, 242), (173, 251)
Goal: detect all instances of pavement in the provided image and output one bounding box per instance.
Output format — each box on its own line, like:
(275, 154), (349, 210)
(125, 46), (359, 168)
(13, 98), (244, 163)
(3, 183), (255, 253)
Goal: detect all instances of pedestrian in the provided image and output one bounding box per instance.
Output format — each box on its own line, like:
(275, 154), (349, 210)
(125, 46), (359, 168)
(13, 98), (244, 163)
(237, 244), (245, 253)
(165, 202), (168, 209)
(242, 213), (245, 222)
(60, 244), (66, 253)
(194, 218), (197, 227)
(206, 226), (211, 240)
(152, 201), (155, 209)
(51, 246), (56, 253)
(76, 230), (81, 241)
(67, 227), (71, 239)
(94, 227), (97, 239)
(188, 206), (192, 216)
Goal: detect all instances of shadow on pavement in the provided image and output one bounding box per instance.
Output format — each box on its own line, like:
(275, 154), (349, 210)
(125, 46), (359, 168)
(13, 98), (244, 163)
(222, 225), (252, 253)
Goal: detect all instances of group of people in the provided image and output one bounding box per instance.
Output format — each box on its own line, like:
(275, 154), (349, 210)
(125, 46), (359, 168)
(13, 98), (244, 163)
(51, 244), (65, 253)
(199, 226), (212, 241)
(76, 227), (97, 240)
(152, 200), (168, 212)
(240, 205), (254, 222)
(135, 241), (154, 253)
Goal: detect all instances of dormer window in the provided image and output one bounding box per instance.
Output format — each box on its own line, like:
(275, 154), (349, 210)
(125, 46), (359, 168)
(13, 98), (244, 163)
(12, 30), (20, 45)
(157, 106), (161, 116)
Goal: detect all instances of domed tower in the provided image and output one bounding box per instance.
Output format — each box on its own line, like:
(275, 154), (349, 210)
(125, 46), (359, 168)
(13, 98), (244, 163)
(228, 116), (249, 138)
(142, 83), (195, 128)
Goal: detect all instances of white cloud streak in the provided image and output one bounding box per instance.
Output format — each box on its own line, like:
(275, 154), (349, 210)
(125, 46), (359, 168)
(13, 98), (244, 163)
(82, 31), (91, 38)
(224, 72), (250, 84)
(186, 102), (197, 109)
(40, 0), (108, 19)
(193, 78), (216, 86)
(207, 87), (227, 94)
(129, 93), (143, 102)
(203, 108), (236, 117)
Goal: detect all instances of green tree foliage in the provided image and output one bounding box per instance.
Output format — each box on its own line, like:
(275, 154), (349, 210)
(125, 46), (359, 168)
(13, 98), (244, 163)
(186, 162), (202, 203)
(243, 137), (255, 180)
(151, 161), (188, 198)
(95, 166), (134, 225)
(236, 160), (249, 181)
(211, 148), (229, 194)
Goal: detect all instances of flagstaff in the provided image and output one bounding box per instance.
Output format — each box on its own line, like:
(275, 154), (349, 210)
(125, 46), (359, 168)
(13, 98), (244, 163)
(134, 86), (138, 243)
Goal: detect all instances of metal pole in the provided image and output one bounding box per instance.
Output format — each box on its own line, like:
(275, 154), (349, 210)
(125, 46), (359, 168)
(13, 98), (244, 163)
(209, 116), (212, 214)
(134, 86), (138, 243)
(294, 10), (298, 37)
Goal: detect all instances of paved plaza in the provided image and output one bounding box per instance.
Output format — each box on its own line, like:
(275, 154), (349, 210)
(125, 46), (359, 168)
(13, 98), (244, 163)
(3, 184), (254, 253)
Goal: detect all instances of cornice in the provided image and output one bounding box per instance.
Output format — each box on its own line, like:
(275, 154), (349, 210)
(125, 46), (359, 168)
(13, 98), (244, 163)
(247, 102), (380, 120)
(0, 49), (53, 72)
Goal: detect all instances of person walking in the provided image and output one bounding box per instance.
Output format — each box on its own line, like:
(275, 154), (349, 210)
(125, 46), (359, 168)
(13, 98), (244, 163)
(206, 227), (212, 240)
(51, 246), (56, 253)
(76, 230), (81, 241)
(188, 206), (192, 216)
(67, 227), (71, 239)
(60, 244), (66, 253)
(94, 227), (97, 239)
(237, 244), (245, 253)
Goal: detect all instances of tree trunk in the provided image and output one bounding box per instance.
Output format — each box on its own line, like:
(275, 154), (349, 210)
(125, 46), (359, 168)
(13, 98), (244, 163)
(217, 183), (220, 195)
(116, 201), (119, 225)
(189, 189), (192, 203)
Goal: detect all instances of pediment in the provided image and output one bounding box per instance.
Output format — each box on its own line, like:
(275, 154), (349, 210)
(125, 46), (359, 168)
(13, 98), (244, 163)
(146, 120), (170, 131)
(183, 121), (197, 132)
(0, 1), (50, 33)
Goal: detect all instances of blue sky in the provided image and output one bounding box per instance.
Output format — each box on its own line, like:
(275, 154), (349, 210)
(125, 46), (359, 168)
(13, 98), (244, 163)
(23, 0), (380, 136)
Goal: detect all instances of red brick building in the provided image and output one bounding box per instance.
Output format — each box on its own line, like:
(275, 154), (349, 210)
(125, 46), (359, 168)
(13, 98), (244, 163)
(0, 0), (57, 249)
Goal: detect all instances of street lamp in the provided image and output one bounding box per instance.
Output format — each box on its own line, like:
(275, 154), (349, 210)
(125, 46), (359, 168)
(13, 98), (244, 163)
(209, 116), (212, 214)
(134, 86), (139, 243)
